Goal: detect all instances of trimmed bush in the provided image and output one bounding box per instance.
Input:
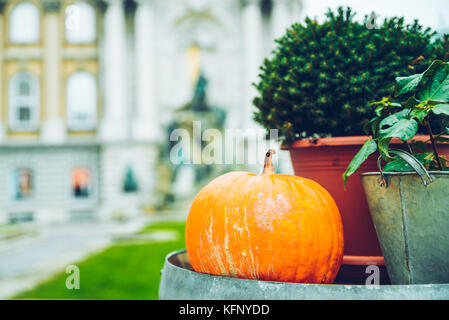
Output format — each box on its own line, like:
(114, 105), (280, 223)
(253, 7), (449, 144)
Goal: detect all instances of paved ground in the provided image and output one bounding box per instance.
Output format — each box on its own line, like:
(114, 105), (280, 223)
(0, 211), (187, 299)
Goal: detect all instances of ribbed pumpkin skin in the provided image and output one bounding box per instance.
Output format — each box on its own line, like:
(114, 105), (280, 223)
(185, 171), (344, 284)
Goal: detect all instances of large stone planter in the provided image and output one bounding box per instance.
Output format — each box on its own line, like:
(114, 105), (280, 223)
(159, 250), (449, 300)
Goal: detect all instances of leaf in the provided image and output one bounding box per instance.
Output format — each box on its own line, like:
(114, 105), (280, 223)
(395, 73), (423, 97)
(439, 156), (449, 169)
(435, 136), (449, 143)
(409, 108), (429, 123)
(374, 104), (384, 117)
(378, 119), (419, 157)
(371, 118), (381, 138)
(363, 117), (380, 136)
(429, 155), (448, 170)
(384, 152), (434, 172)
(379, 109), (410, 130)
(342, 139), (378, 188)
(410, 140), (427, 153)
(404, 96), (420, 108)
(379, 118), (419, 141)
(378, 137), (392, 158)
(432, 104), (449, 116)
(383, 159), (410, 172)
(416, 60), (449, 103)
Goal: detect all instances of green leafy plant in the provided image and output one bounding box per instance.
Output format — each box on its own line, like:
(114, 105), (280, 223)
(253, 7), (449, 144)
(343, 60), (449, 187)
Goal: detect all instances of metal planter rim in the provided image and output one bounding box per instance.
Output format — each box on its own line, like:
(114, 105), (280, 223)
(159, 250), (449, 299)
(162, 250), (437, 287)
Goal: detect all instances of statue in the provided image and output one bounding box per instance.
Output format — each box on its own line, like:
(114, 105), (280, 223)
(154, 72), (226, 209)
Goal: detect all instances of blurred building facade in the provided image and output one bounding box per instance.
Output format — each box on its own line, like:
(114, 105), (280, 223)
(0, 0), (302, 224)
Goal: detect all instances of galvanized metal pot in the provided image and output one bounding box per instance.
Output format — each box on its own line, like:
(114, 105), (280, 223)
(159, 250), (449, 299)
(360, 149), (449, 284)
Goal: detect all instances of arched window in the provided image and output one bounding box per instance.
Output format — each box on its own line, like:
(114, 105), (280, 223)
(65, 2), (96, 44)
(9, 2), (40, 44)
(8, 72), (40, 131)
(71, 167), (92, 198)
(66, 71), (97, 130)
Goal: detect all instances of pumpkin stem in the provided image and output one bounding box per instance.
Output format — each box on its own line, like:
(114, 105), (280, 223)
(262, 149), (276, 175)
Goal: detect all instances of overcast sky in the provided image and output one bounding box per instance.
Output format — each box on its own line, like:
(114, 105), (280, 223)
(301, 0), (449, 32)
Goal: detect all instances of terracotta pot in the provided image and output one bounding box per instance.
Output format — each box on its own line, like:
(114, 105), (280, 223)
(287, 135), (449, 260)
(334, 256), (390, 284)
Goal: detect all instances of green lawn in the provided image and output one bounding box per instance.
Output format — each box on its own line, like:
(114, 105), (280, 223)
(13, 220), (186, 300)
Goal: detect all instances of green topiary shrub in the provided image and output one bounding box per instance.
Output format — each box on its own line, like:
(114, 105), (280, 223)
(253, 7), (449, 144)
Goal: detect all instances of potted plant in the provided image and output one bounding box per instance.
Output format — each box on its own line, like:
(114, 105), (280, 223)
(253, 6), (449, 264)
(344, 59), (449, 284)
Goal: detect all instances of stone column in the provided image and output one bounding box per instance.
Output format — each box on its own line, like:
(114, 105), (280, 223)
(100, 0), (127, 141)
(271, 0), (291, 40)
(0, 1), (6, 142)
(41, 0), (66, 143)
(133, 0), (159, 142)
(241, 0), (263, 129)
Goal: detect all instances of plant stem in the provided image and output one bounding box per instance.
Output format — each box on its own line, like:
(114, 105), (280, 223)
(262, 149), (276, 174)
(425, 117), (443, 170)
(404, 141), (413, 154)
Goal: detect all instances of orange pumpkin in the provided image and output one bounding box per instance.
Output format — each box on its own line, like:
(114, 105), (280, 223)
(185, 150), (344, 284)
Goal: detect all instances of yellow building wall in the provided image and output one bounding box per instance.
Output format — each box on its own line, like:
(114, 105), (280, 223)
(0, 0), (100, 137)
